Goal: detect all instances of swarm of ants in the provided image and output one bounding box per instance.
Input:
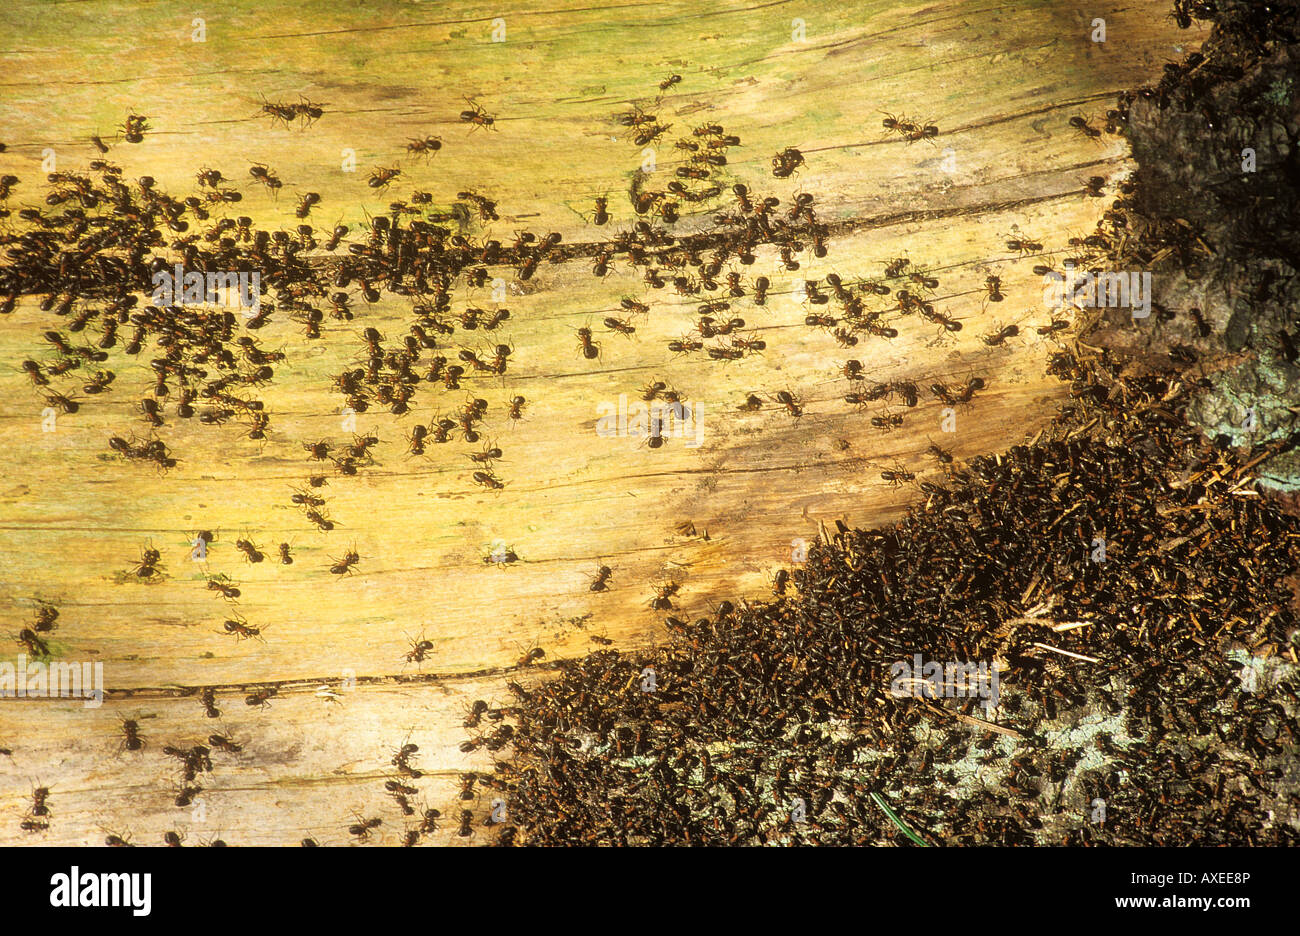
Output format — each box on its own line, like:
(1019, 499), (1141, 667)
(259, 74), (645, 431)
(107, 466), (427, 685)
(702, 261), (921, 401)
(6, 24), (1299, 847)
(459, 341), (1300, 845)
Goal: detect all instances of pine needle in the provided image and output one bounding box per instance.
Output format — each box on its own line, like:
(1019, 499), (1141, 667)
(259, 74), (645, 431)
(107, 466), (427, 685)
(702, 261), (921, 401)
(870, 791), (931, 847)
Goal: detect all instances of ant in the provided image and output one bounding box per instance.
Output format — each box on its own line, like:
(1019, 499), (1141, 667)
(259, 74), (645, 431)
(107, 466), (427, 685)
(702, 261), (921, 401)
(208, 732), (243, 755)
(920, 307), (962, 335)
(16, 628), (49, 657)
(844, 389), (872, 410)
(1004, 234), (1043, 256)
(982, 323), (1020, 346)
(248, 163), (282, 194)
(132, 542), (163, 579)
(196, 167), (225, 188)
(329, 546), (361, 577)
(463, 700), (490, 729)
(235, 537), (265, 563)
(467, 440), (504, 468)
(404, 632), (435, 666)
(668, 334), (704, 355)
(292, 96), (326, 126)
(367, 166), (401, 190)
(772, 147), (805, 178)
(1069, 115), (1102, 140)
(255, 96), (289, 127)
(386, 777), (419, 809)
(303, 440), (332, 461)
(345, 431), (380, 460)
(82, 370), (116, 395)
(102, 827), (134, 847)
(956, 376), (985, 403)
(290, 487), (326, 509)
(200, 688), (221, 719)
(418, 808), (441, 835)
(906, 123), (939, 144)
(650, 581), (680, 611)
(348, 813), (383, 843)
(472, 470), (505, 491)
(617, 105), (657, 128)
(880, 463), (916, 486)
(887, 380), (919, 407)
(392, 737), (423, 778)
(406, 135), (443, 159)
(926, 441), (954, 465)
(460, 98), (497, 131)
(32, 602), (59, 633)
(458, 773), (478, 802)
(884, 255), (910, 278)
(930, 381), (959, 406)
(245, 688), (277, 709)
(773, 390), (803, 418)
(604, 315), (636, 337)
(406, 424), (429, 457)
(324, 223), (349, 252)
(173, 782), (203, 808)
(119, 112), (150, 143)
(642, 380), (671, 402)
(221, 613), (264, 642)
(21, 360), (49, 388)
(881, 111), (916, 135)
(590, 564), (614, 593)
(483, 540), (520, 567)
(515, 638), (545, 667)
(28, 784), (51, 819)
(295, 192), (320, 218)
(206, 574), (241, 600)
(576, 326), (601, 360)
(907, 268), (940, 291)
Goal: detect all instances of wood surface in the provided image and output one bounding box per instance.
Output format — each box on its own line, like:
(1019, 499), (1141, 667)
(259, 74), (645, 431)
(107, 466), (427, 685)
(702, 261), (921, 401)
(0, 0), (1198, 845)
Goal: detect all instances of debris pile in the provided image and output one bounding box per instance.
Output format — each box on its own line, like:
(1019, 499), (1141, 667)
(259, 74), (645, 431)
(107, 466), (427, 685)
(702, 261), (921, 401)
(475, 350), (1300, 845)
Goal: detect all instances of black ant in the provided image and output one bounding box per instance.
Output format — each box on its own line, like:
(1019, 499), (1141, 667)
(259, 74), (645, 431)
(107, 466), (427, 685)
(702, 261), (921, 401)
(460, 98), (497, 131)
(577, 326), (601, 360)
(590, 564), (614, 593)
(773, 390), (803, 418)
